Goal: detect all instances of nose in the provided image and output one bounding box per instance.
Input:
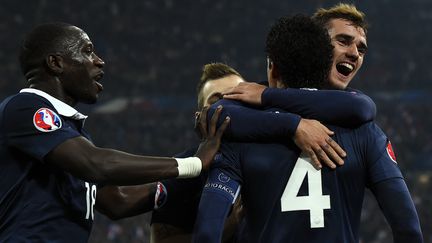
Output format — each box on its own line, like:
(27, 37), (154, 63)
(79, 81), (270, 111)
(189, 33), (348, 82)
(93, 54), (105, 68)
(346, 44), (359, 61)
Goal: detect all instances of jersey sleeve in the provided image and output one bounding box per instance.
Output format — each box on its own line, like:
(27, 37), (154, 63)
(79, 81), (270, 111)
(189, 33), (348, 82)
(370, 178), (423, 242)
(2, 95), (82, 161)
(208, 99), (301, 142)
(363, 122), (403, 186)
(192, 167), (241, 243)
(261, 88), (376, 128)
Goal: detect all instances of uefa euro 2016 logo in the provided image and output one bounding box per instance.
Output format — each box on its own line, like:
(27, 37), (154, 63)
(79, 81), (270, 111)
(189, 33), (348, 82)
(33, 108), (62, 132)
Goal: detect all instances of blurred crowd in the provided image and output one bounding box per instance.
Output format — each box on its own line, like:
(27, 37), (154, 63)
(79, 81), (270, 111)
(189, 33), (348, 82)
(0, 0), (430, 242)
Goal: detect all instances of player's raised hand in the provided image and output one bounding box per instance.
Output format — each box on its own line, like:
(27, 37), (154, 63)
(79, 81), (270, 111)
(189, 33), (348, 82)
(294, 118), (346, 169)
(194, 105), (230, 170)
(222, 82), (267, 106)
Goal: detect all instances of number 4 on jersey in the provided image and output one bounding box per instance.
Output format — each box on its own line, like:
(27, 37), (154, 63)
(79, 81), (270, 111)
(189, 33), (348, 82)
(280, 156), (331, 228)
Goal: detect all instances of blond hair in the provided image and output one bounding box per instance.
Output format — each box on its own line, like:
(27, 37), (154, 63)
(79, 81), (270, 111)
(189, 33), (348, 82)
(196, 63), (241, 109)
(313, 3), (368, 33)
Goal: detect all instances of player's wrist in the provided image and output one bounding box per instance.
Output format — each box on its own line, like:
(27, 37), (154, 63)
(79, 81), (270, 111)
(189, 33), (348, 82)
(175, 157), (202, 178)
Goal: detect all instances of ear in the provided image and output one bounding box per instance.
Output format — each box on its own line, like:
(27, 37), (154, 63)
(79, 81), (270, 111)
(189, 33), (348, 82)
(267, 58), (281, 88)
(46, 53), (64, 74)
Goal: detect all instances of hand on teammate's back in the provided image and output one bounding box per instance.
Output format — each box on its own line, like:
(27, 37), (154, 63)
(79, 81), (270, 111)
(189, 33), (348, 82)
(294, 118), (346, 169)
(194, 105), (230, 170)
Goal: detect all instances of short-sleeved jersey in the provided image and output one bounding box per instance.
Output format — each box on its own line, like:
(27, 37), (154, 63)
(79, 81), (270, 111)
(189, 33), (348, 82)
(0, 88), (97, 242)
(215, 122), (402, 243)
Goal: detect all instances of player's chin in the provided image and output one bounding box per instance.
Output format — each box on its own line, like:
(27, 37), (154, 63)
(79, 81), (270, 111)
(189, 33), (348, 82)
(81, 93), (99, 104)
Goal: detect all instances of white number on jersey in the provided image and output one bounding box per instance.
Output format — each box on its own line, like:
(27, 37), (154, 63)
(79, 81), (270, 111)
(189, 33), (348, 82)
(85, 182), (97, 220)
(280, 156), (331, 228)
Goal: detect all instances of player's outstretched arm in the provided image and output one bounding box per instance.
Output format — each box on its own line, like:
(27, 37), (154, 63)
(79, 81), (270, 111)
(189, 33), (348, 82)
(223, 82), (376, 127)
(370, 178), (423, 243)
(45, 106), (229, 185)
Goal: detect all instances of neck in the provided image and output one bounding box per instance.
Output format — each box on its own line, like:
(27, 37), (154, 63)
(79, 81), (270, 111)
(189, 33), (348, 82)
(28, 78), (76, 106)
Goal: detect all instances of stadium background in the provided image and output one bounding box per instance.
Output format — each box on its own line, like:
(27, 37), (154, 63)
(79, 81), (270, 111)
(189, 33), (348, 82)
(0, 0), (430, 242)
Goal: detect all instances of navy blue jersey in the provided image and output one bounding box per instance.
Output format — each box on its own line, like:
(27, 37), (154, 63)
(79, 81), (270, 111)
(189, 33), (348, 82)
(152, 88), (376, 233)
(0, 89), (97, 242)
(193, 122), (411, 243)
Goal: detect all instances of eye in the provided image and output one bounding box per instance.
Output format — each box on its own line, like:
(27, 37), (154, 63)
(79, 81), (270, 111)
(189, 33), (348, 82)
(84, 45), (94, 55)
(337, 38), (349, 46)
(357, 46), (367, 55)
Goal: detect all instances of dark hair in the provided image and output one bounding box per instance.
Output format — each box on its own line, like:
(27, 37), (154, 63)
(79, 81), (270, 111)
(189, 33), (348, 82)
(265, 15), (333, 89)
(19, 22), (77, 75)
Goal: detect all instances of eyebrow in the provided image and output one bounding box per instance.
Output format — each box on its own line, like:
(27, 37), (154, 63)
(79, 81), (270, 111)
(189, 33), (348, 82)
(335, 33), (368, 50)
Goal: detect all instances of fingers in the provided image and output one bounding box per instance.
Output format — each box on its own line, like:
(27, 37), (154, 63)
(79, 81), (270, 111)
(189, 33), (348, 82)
(321, 123), (334, 135)
(199, 106), (209, 138)
(223, 93), (242, 100)
(209, 105), (223, 135)
(315, 145), (336, 169)
(222, 85), (244, 96)
(307, 149), (322, 170)
(215, 116), (230, 138)
(327, 137), (346, 159)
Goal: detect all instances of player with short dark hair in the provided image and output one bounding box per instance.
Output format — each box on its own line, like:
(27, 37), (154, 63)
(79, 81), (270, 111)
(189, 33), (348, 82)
(0, 22), (229, 242)
(192, 15), (422, 243)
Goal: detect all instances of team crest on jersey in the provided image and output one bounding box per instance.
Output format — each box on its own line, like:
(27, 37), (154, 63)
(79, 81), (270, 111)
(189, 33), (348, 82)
(386, 140), (397, 163)
(218, 172), (231, 183)
(33, 108), (62, 132)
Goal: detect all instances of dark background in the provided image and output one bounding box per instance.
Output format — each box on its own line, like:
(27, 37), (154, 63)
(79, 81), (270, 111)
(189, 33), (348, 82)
(0, 0), (430, 242)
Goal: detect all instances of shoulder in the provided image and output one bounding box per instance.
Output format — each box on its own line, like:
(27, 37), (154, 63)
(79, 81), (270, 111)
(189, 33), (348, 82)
(1, 92), (54, 113)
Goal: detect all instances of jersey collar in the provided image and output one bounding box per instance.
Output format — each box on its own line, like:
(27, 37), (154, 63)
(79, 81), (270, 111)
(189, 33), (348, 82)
(20, 88), (88, 120)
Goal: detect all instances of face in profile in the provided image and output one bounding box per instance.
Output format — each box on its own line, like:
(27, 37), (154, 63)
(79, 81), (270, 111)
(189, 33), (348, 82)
(59, 26), (105, 104)
(327, 18), (367, 89)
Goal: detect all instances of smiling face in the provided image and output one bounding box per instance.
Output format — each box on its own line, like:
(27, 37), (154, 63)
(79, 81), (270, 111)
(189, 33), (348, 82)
(327, 18), (367, 89)
(59, 26), (105, 104)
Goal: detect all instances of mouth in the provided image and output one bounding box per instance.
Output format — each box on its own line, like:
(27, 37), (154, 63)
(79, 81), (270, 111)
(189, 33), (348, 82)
(336, 62), (355, 77)
(93, 72), (104, 92)
(94, 71), (104, 81)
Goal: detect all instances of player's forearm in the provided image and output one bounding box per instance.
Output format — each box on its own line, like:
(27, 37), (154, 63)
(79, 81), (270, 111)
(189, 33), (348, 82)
(208, 99), (300, 142)
(261, 88), (376, 127)
(46, 136), (202, 185)
(96, 184), (157, 220)
(92, 148), (180, 185)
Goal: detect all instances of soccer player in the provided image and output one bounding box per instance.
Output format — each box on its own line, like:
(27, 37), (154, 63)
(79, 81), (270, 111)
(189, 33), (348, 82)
(150, 63), (245, 243)
(0, 22), (229, 242)
(192, 15), (423, 243)
(222, 3), (369, 109)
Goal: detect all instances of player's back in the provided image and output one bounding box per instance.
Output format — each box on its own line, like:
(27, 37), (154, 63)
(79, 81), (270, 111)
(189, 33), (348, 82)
(222, 122), (402, 243)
